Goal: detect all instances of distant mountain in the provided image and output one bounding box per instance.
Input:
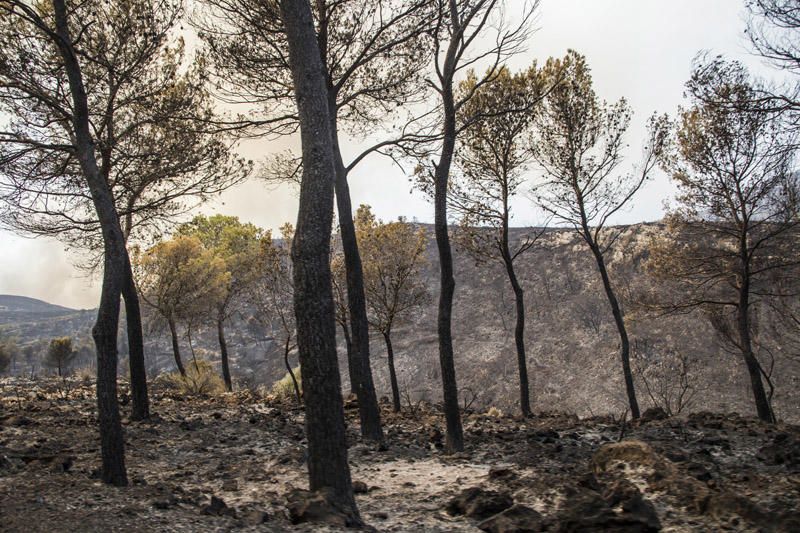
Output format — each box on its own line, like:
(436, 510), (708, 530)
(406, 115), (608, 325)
(0, 294), (77, 314)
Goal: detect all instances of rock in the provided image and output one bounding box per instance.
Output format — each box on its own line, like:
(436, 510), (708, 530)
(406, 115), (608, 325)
(446, 487), (514, 520)
(639, 407), (668, 423)
(5, 415), (34, 427)
(152, 495), (177, 510)
(286, 488), (359, 527)
(757, 434), (800, 470)
(222, 479), (238, 492)
(592, 440), (662, 473)
(477, 504), (545, 533)
(243, 510), (270, 525)
(602, 479), (661, 531)
(202, 496), (236, 517)
(555, 487), (660, 532)
(352, 480), (369, 494)
(50, 455), (74, 473)
(488, 466), (517, 481)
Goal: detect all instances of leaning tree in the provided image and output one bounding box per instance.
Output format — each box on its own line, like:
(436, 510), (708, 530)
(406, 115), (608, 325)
(530, 51), (669, 420)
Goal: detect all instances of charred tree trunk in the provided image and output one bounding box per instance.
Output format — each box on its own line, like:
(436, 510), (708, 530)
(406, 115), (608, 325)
(167, 318), (186, 376)
(433, 79), (464, 453)
(53, 0), (127, 485)
(280, 0), (358, 518)
(122, 264), (149, 420)
(382, 330), (401, 413)
(217, 314), (233, 392)
(500, 224), (531, 417)
(284, 336), (302, 404)
(330, 116), (383, 442)
(737, 247), (775, 422)
(588, 240), (640, 420)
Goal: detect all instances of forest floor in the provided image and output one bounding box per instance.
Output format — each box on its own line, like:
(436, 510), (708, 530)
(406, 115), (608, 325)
(1, 377), (799, 532)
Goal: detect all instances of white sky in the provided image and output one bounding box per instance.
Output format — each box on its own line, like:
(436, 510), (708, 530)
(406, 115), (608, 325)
(0, 0), (781, 309)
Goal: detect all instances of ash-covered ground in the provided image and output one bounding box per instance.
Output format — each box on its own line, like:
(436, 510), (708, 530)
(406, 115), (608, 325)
(1, 377), (799, 532)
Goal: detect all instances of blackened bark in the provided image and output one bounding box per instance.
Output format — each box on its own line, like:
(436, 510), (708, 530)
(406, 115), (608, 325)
(331, 127), (383, 441)
(737, 247), (775, 422)
(284, 336), (302, 404)
(217, 315), (233, 392)
(500, 225), (531, 417)
(52, 0), (126, 486)
(122, 265), (149, 420)
(383, 331), (401, 412)
(280, 0), (357, 518)
(167, 318), (186, 376)
(433, 79), (464, 453)
(588, 241), (640, 420)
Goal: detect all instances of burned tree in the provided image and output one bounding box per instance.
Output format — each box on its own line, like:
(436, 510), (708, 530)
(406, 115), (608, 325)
(417, 0), (535, 451)
(0, 0), (249, 420)
(196, 0), (440, 442)
(648, 60), (799, 423)
(355, 205), (429, 412)
(530, 51), (669, 420)
(279, 0), (358, 518)
(450, 64), (548, 417)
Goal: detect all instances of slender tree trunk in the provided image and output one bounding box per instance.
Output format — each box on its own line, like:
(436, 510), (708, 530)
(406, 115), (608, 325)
(383, 331), (401, 413)
(167, 318), (186, 376)
(280, 0), (357, 518)
(432, 73), (464, 452)
(122, 265), (149, 419)
(330, 115), (383, 442)
(588, 241), (640, 420)
(339, 319), (357, 395)
(737, 256), (775, 422)
(217, 314), (233, 392)
(53, 0), (126, 486)
(500, 243), (532, 417)
(284, 336), (302, 404)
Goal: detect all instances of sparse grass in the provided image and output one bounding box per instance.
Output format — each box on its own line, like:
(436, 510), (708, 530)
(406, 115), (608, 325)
(159, 359), (226, 396)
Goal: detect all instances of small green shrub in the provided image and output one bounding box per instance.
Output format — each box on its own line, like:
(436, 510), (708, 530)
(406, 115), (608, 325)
(162, 359), (225, 396)
(272, 366), (302, 401)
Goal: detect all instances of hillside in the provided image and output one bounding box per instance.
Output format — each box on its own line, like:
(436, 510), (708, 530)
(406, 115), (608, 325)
(134, 222), (799, 424)
(7, 223), (800, 423)
(0, 294), (76, 315)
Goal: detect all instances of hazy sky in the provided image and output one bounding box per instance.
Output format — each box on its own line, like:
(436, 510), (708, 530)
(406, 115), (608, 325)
(0, 0), (780, 309)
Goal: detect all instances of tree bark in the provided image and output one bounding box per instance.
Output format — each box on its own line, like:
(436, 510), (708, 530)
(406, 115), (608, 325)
(330, 123), (383, 441)
(167, 318), (186, 376)
(122, 264), (149, 419)
(284, 336), (302, 404)
(383, 331), (401, 413)
(52, 0), (127, 486)
(431, 62), (464, 452)
(737, 249), (775, 422)
(217, 314), (233, 392)
(500, 226), (532, 417)
(280, 0), (358, 518)
(588, 241), (640, 420)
